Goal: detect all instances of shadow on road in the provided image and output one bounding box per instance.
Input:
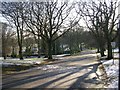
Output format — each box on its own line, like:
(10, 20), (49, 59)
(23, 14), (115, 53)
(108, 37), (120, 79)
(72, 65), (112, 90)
(3, 62), (102, 89)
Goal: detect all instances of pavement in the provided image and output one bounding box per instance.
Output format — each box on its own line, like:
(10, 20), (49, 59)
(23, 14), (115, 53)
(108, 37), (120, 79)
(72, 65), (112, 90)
(2, 50), (107, 89)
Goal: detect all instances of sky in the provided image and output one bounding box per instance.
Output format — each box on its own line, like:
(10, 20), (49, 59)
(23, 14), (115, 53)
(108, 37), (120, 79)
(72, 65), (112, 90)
(0, 0), (86, 26)
(0, 0), (120, 26)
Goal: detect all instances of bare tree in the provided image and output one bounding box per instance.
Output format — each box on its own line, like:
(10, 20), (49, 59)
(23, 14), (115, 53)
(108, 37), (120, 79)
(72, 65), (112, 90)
(10, 37), (18, 58)
(76, 1), (106, 57)
(1, 23), (7, 59)
(25, 1), (79, 59)
(23, 36), (35, 57)
(1, 2), (28, 60)
(24, 2), (44, 58)
(98, 0), (119, 59)
(77, 0), (119, 59)
(61, 25), (84, 54)
(1, 23), (16, 59)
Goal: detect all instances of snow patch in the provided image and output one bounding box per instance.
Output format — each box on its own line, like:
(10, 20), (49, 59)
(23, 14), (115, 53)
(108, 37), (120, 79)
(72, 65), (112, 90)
(30, 65), (78, 73)
(102, 59), (119, 88)
(42, 65), (60, 70)
(113, 48), (119, 53)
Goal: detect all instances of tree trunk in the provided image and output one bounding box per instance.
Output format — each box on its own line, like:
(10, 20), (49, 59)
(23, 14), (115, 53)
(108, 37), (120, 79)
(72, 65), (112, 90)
(61, 44), (64, 54)
(80, 43), (83, 51)
(69, 45), (72, 54)
(16, 27), (23, 60)
(100, 47), (105, 57)
(107, 41), (113, 59)
(19, 45), (23, 60)
(97, 48), (100, 53)
(52, 41), (56, 55)
(2, 37), (6, 59)
(98, 40), (105, 57)
(38, 45), (41, 58)
(41, 39), (47, 57)
(38, 37), (41, 58)
(47, 40), (52, 59)
(12, 46), (15, 58)
(2, 24), (6, 59)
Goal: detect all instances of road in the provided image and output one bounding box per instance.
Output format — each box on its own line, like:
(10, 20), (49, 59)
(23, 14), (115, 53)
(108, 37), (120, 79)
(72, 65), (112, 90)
(2, 50), (107, 89)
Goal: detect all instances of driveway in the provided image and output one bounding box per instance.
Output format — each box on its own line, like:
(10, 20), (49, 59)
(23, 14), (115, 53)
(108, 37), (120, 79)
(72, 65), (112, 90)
(2, 50), (107, 89)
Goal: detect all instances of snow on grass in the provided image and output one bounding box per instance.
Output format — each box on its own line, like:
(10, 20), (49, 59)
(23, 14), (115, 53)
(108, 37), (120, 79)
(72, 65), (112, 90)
(1, 54), (70, 65)
(54, 54), (70, 57)
(42, 65), (60, 70)
(52, 54), (70, 59)
(30, 64), (78, 73)
(113, 48), (119, 53)
(113, 53), (119, 58)
(108, 77), (118, 88)
(102, 59), (119, 88)
(1, 58), (45, 65)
